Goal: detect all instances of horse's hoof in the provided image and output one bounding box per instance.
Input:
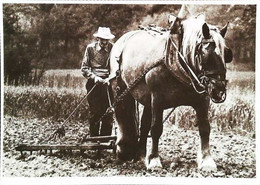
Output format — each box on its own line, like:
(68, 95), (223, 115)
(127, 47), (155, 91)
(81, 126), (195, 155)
(145, 156), (162, 170)
(198, 156), (217, 172)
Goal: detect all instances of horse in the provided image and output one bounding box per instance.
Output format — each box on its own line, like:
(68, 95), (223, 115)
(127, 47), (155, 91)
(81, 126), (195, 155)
(110, 5), (233, 171)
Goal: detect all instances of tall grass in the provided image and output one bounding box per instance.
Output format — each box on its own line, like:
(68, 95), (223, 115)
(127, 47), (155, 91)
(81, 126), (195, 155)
(4, 70), (255, 135)
(4, 86), (89, 121)
(39, 69), (86, 88)
(170, 71), (255, 135)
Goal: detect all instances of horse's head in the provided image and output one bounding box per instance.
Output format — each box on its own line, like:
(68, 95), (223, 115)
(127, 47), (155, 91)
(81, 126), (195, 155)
(169, 7), (233, 103)
(196, 22), (233, 103)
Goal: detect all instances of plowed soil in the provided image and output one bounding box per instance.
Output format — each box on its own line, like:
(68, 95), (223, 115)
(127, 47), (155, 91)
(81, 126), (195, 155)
(2, 116), (255, 177)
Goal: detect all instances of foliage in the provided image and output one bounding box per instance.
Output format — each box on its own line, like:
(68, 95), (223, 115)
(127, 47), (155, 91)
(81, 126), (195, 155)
(3, 4), (256, 85)
(3, 4), (38, 85)
(189, 5), (256, 69)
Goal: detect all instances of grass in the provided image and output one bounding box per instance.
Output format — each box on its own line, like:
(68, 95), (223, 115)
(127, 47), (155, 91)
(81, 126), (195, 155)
(39, 69), (85, 88)
(4, 86), (89, 121)
(4, 69), (255, 135)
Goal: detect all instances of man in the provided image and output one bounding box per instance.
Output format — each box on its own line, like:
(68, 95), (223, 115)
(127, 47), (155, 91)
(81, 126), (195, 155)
(81, 27), (115, 137)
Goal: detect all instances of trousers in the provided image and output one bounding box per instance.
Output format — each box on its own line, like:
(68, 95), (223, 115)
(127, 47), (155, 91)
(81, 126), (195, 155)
(86, 79), (113, 137)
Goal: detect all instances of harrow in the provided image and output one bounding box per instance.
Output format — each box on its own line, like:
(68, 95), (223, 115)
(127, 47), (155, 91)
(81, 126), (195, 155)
(15, 135), (117, 157)
(15, 107), (174, 158)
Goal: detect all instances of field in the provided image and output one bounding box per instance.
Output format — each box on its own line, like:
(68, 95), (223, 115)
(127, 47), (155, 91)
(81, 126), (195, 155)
(2, 70), (256, 177)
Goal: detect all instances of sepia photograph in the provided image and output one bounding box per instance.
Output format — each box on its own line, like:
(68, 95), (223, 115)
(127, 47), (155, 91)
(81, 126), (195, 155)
(0, 0), (258, 184)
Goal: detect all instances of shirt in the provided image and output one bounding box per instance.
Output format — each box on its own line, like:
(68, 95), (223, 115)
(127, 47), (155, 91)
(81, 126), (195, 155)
(81, 41), (113, 79)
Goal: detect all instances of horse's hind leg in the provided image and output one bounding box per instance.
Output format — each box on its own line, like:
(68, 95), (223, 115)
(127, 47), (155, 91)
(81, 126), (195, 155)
(136, 105), (152, 161)
(145, 94), (163, 170)
(194, 100), (217, 172)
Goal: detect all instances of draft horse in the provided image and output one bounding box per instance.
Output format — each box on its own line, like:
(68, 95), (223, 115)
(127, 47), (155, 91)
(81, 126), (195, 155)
(110, 6), (233, 171)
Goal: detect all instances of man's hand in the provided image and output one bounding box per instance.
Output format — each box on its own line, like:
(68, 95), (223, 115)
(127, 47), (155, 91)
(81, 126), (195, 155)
(94, 76), (110, 85)
(94, 76), (104, 84)
(103, 78), (110, 85)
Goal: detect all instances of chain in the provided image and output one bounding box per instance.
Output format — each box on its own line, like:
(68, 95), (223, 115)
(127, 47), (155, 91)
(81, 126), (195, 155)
(96, 60), (164, 124)
(81, 60), (165, 142)
(113, 60), (164, 106)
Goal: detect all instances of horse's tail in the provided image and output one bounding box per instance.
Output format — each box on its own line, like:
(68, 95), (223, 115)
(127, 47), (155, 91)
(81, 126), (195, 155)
(114, 73), (138, 161)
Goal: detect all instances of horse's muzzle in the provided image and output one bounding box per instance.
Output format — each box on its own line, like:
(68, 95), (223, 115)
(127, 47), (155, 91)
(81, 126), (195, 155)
(207, 79), (227, 103)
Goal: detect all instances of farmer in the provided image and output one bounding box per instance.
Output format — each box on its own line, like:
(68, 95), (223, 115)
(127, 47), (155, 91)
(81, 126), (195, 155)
(81, 27), (115, 137)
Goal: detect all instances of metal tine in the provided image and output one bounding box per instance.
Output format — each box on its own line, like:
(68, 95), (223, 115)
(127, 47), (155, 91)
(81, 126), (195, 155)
(97, 141), (101, 158)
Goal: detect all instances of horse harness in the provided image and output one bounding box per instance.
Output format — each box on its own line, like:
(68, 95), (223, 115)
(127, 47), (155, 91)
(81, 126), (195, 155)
(82, 27), (227, 139)
(56, 26), (225, 141)
(168, 33), (228, 98)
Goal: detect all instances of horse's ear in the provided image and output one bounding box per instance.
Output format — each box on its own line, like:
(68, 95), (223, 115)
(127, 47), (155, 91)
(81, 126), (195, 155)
(202, 23), (210, 39)
(224, 47), (233, 63)
(178, 5), (191, 19)
(168, 14), (177, 25)
(220, 22), (229, 38)
(169, 15), (182, 34)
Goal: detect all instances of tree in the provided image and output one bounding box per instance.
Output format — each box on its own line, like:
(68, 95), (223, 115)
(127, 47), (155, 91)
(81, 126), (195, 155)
(3, 4), (256, 86)
(3, 4), (38, 85)
(188, 5), (256, 69)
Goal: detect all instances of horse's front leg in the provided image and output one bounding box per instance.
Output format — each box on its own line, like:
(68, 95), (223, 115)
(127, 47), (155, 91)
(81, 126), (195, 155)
(194, 99), (217, 171)
(145, 93), (163, 170)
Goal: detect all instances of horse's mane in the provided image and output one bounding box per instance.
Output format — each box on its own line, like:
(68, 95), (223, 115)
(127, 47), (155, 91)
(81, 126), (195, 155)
(181, 17), (226, 71)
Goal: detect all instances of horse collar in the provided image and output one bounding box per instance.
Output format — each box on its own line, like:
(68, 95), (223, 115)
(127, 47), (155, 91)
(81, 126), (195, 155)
(166, 36), (207, 94)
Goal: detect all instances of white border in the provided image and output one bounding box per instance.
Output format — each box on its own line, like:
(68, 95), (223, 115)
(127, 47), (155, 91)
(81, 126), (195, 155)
(1, 1), (259, 185)
(1, 176), (260, 185)
(1, 0), (4, 181)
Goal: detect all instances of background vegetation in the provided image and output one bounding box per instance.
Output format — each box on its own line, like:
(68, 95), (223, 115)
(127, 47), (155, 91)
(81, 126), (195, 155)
(3, 4), (256, 135)
(3, 4), (256, 85)
(4, 70), (255, 135)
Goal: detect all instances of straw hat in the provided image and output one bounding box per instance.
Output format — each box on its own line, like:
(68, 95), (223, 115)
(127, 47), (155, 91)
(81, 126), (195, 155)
(93, 27), (115, 40)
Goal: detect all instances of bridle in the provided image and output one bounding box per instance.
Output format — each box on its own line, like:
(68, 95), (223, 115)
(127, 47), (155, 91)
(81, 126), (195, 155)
(168, 35), (227, 102)
(196, 37), (228, 102)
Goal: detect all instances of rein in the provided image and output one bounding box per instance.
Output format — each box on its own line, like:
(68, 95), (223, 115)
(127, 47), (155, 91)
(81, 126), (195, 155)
(166, 34), (228, 103)
(168, 36), (207, 94)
